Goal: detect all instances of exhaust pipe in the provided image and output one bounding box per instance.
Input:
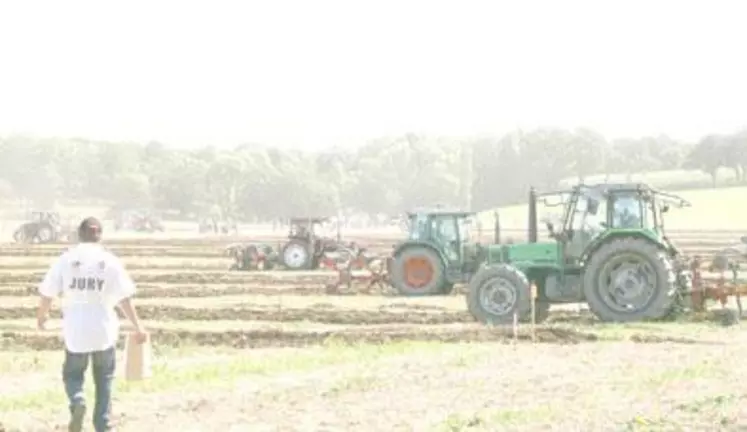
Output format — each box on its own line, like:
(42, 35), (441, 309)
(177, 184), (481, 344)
(528, 187), (537, 243)
(493, 211), (501, 244)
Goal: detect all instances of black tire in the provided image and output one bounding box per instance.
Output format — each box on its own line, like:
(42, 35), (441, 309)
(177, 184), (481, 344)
(390, 246), (447, 296)
(583, 237), (675, 322)
(466, 264), (549, 325)
(282, 240), (312, 270)
(440, 283), (455, 295)
(13, 228), (25, 243)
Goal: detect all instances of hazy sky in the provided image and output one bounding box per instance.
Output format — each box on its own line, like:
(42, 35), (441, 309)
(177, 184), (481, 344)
(0, 0), (745, 149)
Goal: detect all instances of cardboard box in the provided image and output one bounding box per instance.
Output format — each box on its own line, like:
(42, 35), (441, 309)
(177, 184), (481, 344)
(123, 332), (152, 381)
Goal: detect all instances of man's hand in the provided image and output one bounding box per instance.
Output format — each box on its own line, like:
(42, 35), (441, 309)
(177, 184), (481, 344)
(37, 313), (48, 330)
(36, 296), (53, 331)
(131, 330), (148, 344)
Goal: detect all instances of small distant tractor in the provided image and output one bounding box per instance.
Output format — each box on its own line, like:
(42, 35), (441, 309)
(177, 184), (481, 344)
(199, 217), (238, 235)
(13, 211), (74, 244)
(226, 243), (279, 271)
(114, 210), (164, 232)
(280, 217), (342, 270)
(388, 209), (486, 296)
(466, 183), (693, 324)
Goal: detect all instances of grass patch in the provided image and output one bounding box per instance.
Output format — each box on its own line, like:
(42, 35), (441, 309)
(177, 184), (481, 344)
(438, 406), (556, 431)
(0, 352), (60, 373)
(322, 374), (381, 397)
(624, 393), (745, 430)
(0, 339), (452, 412)
(644, 360), (730, 387)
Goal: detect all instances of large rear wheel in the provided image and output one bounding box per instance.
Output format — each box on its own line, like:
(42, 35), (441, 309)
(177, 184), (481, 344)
(583, 237), (675, 322)
(13, 227), (26, 243)
(282, 240), (311, 270)
(390, 247), (447, 296)
(36, 225), (54, 243)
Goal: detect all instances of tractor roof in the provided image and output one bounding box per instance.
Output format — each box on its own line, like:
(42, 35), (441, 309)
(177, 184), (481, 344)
(289, 217), (330, 223)
(538, 183), (691, 207)
(577, 182), (655, 193)
(406, 208), (474, 218)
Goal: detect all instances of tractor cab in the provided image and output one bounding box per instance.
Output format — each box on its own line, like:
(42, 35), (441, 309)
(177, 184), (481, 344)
(390, 209), (480, 296)
(31, 211), (60, 225)
(280, 217), (341, 270)
(289, 217), (317, 238)
(542, 184), (688, 265)
(405, 210), (474, 261)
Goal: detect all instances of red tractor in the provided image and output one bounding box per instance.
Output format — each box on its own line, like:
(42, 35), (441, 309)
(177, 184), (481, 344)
(280, 217), (343, 270)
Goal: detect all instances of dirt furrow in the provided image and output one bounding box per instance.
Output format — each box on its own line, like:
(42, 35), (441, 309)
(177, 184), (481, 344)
(0, 271), (335, 284)
(0, 303), (474, 324)
(0, 283), (365, 297)
(0, 262), (233, 271)
(1, 321), (717, 352)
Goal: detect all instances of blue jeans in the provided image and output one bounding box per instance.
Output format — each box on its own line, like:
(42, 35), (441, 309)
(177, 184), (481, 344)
(63, 346), (116, 432)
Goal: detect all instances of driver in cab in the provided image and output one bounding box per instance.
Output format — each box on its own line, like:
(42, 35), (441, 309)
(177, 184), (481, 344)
(613, 197), (641, 228)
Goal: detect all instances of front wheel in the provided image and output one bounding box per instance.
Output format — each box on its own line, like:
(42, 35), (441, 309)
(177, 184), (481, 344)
(466, 264), (549, 325)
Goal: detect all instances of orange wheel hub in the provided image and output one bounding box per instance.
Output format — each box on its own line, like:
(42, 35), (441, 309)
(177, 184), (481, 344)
(404, 256), (434, 288)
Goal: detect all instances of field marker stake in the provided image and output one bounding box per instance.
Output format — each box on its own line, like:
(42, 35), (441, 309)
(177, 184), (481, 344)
(530, 282), (537, 343)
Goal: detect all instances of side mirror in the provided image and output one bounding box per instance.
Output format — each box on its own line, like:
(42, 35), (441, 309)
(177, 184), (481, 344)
(587, 199), (599, 215)
(661, 205), (670, 213)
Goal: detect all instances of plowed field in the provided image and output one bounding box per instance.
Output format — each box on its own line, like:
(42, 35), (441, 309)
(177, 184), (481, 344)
(2, 229), (747, 431)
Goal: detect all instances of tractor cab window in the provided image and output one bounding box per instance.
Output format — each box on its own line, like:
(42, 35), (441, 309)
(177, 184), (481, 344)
(565, 194), (606, 261)
(290, 223), (314, 238)
(611, 194), (643, 228)
(408, 214), (428, 240)
(431, 217), (459, 259)
(458, 218), (471, 243)
(431, 217), (458, 243)
(570, 195), (606, 234)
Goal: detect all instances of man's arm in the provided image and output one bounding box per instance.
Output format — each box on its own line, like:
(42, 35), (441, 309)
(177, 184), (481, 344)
(37, 257), (63, 329)
(118, 298), (144, 333)
(110, 256), (146, 338)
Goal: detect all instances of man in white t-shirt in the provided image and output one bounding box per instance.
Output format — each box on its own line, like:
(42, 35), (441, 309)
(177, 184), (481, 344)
(36, 217), (147, 432)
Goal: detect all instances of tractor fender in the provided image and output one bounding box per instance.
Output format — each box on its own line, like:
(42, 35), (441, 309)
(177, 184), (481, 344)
(391, 241), (448, 267)
(579, 232), (668, 266)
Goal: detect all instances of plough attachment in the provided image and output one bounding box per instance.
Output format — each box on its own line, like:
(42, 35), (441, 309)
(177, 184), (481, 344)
(689, 255), (746, 316)
(226, 243), (279, 271)
(324, 245), (392, 294)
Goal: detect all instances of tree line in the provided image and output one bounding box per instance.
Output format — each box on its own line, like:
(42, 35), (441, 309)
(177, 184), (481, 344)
(0, 128), (745, 221)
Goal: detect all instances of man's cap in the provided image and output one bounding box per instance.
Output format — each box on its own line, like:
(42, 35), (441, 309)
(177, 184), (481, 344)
(78, 217), (103, 236)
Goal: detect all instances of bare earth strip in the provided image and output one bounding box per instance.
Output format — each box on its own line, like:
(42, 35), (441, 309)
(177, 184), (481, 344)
(0, 282), (344, 297)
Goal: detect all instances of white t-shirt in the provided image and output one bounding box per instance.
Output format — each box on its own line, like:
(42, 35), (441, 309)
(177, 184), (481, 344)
(38, 243), (136, 353)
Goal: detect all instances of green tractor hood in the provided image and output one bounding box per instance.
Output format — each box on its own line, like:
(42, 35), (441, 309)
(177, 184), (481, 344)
(487, 242), (559, 267)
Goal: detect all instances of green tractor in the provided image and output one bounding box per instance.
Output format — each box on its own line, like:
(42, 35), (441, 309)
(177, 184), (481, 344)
(467, 183), (693, 324)
(389, 209), (488, 296)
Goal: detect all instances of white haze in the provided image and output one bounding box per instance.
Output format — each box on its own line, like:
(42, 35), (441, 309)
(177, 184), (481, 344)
(0, 0), (745, 149)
